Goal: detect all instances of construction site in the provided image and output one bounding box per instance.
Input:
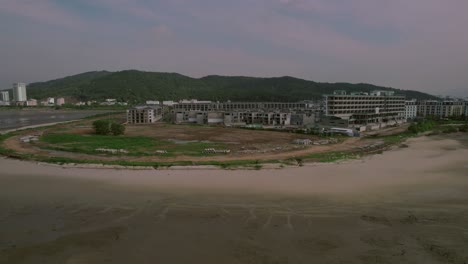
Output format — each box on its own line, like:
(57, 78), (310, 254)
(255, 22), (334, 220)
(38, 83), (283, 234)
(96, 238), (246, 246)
(0, 112), (411, 168)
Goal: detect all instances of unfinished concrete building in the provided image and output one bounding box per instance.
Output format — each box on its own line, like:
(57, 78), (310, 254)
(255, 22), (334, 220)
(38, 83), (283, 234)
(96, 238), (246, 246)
(172, 99), (318, 127)
(126, 105), (162, 124)
(324, 90), (405, 131)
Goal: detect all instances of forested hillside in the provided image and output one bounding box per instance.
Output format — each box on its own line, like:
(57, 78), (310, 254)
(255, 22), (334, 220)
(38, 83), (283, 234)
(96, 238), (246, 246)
(26, 70), (438, 103)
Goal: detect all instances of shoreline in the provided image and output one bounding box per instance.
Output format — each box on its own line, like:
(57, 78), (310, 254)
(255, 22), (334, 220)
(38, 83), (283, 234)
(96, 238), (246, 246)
(1, 133), (467, 195)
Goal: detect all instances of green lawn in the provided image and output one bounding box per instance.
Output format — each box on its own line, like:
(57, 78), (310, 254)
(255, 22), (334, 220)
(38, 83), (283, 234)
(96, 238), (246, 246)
(40, 133), (227, 156)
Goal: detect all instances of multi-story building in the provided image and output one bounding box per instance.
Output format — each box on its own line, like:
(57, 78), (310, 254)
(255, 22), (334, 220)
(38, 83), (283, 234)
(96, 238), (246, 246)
(56, 98), (65, 106)
(127, 106), (163, 124)
(13, 83), (27, 102)
(417, 100), (464, 118)
(1, 91), (9, 102)
(173, 99), (312, 112)
(324, 90), (405, 130)
(405, 100), (418, 120)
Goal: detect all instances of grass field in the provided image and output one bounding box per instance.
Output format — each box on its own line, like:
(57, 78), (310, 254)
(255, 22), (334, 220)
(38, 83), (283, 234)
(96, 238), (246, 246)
(40, 133), (227, 156)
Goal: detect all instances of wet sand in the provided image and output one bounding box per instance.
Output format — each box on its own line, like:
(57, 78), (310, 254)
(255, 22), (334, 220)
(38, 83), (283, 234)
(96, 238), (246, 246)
(0, 134), (467, 263)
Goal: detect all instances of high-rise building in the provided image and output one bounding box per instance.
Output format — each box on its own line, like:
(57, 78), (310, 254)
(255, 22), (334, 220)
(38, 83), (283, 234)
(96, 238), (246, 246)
(0, 91), (9, 102)
(13, 83), (27, 102)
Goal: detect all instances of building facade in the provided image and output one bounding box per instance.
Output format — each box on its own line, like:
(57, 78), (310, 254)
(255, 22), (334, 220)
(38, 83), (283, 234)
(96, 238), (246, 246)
(1, 91), (9, 102)
(173, 100), (312, 112)
(324, 90), (405, 130)
(405, 100), (418, 120)
(417, 100), (464, 118)
(464, 101), (468, 117)
(13, 83), (27, 102)
(127, 106), (163, 124)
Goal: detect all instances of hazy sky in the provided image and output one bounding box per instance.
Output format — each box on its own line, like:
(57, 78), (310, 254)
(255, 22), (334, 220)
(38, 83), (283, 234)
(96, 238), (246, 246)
(1, 0), (467, 97)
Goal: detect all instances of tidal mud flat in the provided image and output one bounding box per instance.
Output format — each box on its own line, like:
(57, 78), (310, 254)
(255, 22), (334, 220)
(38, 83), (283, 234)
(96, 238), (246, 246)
(0, 134), (467, 263)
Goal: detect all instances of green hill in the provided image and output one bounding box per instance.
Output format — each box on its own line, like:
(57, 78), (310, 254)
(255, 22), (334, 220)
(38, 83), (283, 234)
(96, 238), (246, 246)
(26, 70), (438, 103)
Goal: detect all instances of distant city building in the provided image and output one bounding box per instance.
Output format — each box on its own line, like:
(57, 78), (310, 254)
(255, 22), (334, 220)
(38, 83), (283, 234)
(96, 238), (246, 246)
(417, 100), (464, 118)
(13, 83), (27, 102)
(56, 97), (65, 106)
(324, 90), (405, 131)
(47, 97), (55, 105)
(26, 99), (38, 106)
(1, 91), (9, 102)
(404, 100), (418, 120)
(127, 105), (163, 124)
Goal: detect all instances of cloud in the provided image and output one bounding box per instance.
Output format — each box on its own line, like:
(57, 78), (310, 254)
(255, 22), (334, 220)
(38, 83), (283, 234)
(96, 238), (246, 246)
(0, 0), (86, 30)
(0, 0), (467, 96)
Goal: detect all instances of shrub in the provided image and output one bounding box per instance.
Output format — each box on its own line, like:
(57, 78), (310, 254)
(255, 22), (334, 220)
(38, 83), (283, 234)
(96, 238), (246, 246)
(111, 122), (125, 135)
(92, 120), (125, 135)
(93, 120), (111, 135)
(441, 126), (458, 133)
(408, 121), (436, 134)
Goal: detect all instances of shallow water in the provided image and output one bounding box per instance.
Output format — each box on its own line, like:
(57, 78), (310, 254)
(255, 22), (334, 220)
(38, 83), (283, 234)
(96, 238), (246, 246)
(0, 110), (111, 130)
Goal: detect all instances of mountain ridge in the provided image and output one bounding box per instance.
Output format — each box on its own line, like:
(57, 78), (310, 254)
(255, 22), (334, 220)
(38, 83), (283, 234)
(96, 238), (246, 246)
(25, 70), (439, 103)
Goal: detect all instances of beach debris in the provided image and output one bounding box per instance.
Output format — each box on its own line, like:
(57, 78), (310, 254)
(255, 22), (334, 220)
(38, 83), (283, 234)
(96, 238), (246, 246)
(293, 138), (338, 146)
(19, 135), (39, 143)
(95, 148), (129, 154)
(292, 139), (313, 145)
(203, 148), (231, 154)
(357, 142), (385, 150)
(155, 150), (168, 154)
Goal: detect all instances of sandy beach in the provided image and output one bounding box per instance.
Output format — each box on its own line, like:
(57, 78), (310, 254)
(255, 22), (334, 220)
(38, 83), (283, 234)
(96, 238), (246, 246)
(1, 134), (467, 263)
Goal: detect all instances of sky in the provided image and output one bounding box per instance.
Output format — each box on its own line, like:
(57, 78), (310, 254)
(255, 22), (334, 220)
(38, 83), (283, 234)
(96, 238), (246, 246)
(1, 0), (467, 97)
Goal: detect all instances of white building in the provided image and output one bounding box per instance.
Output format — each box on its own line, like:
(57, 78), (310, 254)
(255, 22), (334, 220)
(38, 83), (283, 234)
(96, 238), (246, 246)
(27, 99), (38, 106)
(464, 101), (468, 117)
(56, 97), (65, 106)
(47, 97), (55, 105)
(145, 100), (160, 105)
(417, 100), (464, 118)
(1, 91), (9, 102)
(13, 83), (27, 102)
(404, 100), (418, 120)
